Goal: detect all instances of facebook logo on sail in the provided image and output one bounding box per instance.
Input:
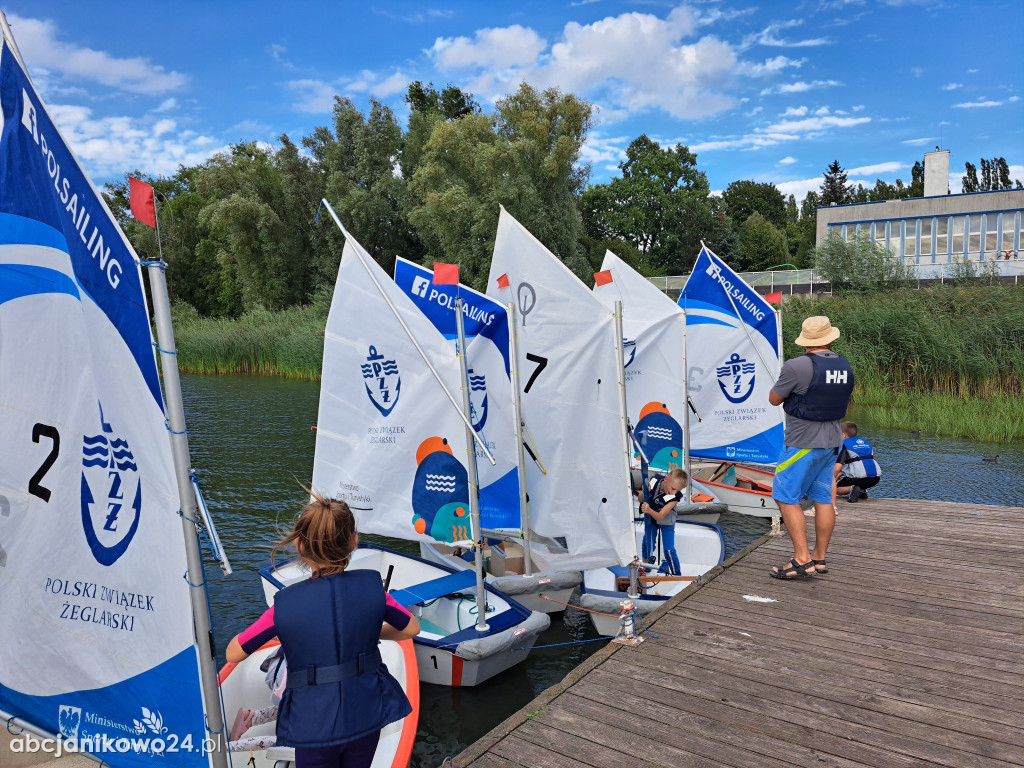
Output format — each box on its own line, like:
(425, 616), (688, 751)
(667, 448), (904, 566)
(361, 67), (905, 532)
(411, 276), (430, 298)
(826, 370), (848, 384)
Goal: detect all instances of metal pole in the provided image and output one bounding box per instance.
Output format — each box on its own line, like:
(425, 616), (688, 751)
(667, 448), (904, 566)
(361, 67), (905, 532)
(681, 307), (692, 505)
(0, 12), (31, 77)
(613, 302), (639, 562)
(455, 298), (489, 632)
(146, 259), (228, 768)
(319, 200), (495, 465)
(506, 303), (533, 577)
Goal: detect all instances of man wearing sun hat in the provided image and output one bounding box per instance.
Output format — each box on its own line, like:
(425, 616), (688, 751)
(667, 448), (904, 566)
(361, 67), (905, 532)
(767, 316), (854, 580)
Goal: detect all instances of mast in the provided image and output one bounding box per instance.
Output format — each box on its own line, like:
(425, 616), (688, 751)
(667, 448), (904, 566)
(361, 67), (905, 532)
(681, 306), (692, 504)
(455, 298), (490, 631)
(147, 262), (229, 768)
(506, 303), (533, 576)
(613, 301), (639, 560)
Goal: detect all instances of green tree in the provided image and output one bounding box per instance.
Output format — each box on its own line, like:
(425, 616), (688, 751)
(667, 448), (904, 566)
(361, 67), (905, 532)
(814, 230), (914, 293)
(962, 161), (979, 193)
(408, 83), (594, 288)
(820, 160), (851, 206)
(721, 180), (786, 229)
(581, 135), (713, 274)
(736, 213), (788, 272)
(401, 81), (480, 180)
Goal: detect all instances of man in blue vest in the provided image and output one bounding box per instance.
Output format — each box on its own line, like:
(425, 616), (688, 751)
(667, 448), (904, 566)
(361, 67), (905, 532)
(834, 421), (881, 502)
(767, 316), (854, 579)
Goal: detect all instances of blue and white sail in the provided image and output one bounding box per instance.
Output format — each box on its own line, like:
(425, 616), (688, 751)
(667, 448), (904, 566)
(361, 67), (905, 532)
(593, 251), (687, 473)
(678, 246), (783, 464)
(0, 41), (210, 767)
(394, 257), (519, 531)
(487, 209), (635, 570)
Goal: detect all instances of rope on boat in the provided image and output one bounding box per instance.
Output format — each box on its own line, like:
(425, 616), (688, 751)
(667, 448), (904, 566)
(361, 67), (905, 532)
(538, 593), (619, 618)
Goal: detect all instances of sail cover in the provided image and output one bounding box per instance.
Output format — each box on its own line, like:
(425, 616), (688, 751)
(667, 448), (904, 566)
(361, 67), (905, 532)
(593, 251), (687, 473)
(0, 43), (209, 766)
(487, 209), (634, 570)
(393, 257), (519, 531)
(678, 246), (783, 464)
(313, 229), (478, 545)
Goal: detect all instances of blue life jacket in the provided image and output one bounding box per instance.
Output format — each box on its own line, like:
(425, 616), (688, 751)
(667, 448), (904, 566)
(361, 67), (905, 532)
(783, 353), (854, 422)
(841, 436), (880, 478)
(273, 569), (412, 748)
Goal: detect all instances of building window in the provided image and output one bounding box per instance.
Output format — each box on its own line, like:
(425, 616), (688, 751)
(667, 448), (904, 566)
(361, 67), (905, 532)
(968, 214), (982, 256)
(935, 217), (949, 259)
(873, 220), (886, 249)
(1001, 212), (1017, 254)
(905, 219), (918, 259)
(952, 216), (965, 256)
(920, 218), (933, 260)
(984, 213), (999, 257)
(888, 220), (902, 257)
(856, 222), (870, 241)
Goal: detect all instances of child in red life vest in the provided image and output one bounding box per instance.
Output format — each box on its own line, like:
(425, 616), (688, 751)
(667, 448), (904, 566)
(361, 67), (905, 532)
(225, 492), (419, 768)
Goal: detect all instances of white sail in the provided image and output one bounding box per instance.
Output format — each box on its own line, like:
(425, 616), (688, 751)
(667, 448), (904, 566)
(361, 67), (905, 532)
(678, 246), (783, 464)
(486, 209), (634, 570)
(312, 232), (477, 545)
(0, 40), (209, 767)
(593, 251), (687, 472)
(393, 258), (519, 531)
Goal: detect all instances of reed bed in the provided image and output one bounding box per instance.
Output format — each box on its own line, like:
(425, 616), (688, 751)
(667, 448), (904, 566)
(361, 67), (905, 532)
(172, 300), (327, 380)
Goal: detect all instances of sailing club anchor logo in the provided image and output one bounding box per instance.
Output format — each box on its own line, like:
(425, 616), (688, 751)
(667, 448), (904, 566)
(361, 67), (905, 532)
(717, 352), (756, 404)
(81, 403), (141, 566)
(623, 338), (636, 368)
(361, 346), (401, 417)
(468, 368), (488, 432)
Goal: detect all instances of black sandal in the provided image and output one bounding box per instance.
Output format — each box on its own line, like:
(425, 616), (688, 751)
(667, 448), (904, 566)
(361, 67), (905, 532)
(769, 558), (815, 579)
(812, 559), (828, 574)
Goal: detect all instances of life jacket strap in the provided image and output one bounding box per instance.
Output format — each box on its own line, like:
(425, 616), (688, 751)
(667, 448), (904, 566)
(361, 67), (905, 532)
(845, 454), (874, 463)
(287, 648), (383, 689)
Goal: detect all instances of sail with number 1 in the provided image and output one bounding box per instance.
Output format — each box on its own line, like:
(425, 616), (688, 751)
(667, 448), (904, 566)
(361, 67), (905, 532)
(0, 19), (227, 768)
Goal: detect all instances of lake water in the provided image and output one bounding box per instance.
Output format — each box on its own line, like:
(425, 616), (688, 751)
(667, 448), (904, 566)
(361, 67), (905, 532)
(180, 374), (1023, 767)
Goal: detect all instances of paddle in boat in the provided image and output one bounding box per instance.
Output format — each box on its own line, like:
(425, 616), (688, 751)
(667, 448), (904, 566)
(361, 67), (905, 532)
(0, 17), (232, 767)
(392, 257), (580, 613)
(259, 202), (548, 687)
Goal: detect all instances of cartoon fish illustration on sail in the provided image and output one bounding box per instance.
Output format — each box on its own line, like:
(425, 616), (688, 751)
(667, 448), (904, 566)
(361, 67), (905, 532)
(411, 437), (471, 543)
(633, 402), (684, 471)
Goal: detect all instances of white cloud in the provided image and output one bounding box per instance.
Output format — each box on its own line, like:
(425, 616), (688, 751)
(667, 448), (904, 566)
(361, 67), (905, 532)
(902, 137), (934, 145)
(814, 106), (830, 115)
(1009, 96), (1021, 102)
(851, 104), (865, 111)
(781, 106), (808, 116)
(738, 55), (805, 77)
(11, 14), (188, 94)
(775, 176), (822, 201)
(430, 25), (547, 69)
(778, 156), (797, 164)
(46, 103), (226, 179)
(287, 79), (338, 113)
(345, 70), (410, 98)
(764, 114), (870, 133)
(941, 82), (962, 91)
(760, 79), (842, 95)
(580, 131), (629, 169)
(571, 0), (602, 6)
(847, 161), (904, 176)
(953, 99), (1003, 108)
(741, 19), (831, 48)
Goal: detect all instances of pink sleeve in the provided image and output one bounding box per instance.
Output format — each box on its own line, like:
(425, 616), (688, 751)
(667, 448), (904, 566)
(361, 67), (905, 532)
(384, 593), (412, 630)
(238, 606), (276, 654)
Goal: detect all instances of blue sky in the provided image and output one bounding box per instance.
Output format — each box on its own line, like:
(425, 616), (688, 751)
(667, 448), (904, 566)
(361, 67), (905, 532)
(11, 1), (1023, 201)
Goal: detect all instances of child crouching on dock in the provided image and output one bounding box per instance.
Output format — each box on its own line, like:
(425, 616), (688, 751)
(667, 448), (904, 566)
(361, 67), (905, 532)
(640, 468), (687, 575)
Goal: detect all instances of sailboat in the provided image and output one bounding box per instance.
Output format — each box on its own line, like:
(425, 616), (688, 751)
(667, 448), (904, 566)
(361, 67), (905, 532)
(0, 18), (230, 768)
(485, 211), (722, 637)
(592, 250), (727, 525)
(258, 203), (548, 687)
(392, 257), (581, 613)
(678, 246), (787, 517)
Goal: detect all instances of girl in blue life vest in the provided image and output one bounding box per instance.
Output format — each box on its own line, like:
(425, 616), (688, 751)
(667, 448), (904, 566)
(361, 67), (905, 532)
(225, 492), (419, 768)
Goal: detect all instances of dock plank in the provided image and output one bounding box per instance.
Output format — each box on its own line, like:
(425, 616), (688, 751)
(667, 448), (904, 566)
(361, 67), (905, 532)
(454, 498), (1024, 768)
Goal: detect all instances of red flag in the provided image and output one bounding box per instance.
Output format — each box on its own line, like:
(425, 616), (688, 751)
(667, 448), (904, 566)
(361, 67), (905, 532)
(433, 262), (459, 285)
(129, 177), (156, 228)
(765, 291), (782, 304)
(594, 269), (613, 286)
(496, 273), (510, 289)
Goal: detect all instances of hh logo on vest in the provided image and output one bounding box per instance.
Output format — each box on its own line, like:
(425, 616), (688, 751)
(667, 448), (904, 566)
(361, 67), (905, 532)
(826, 369), (849, 384)
(716, 352), (756, 403)
(81, 403), (141, 566)
(468, 368), (488, 432)
(361, 346), (401, 417)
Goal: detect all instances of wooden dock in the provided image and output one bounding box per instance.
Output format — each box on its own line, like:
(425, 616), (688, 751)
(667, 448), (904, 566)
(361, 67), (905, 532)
(452, 498), (1023, 768)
